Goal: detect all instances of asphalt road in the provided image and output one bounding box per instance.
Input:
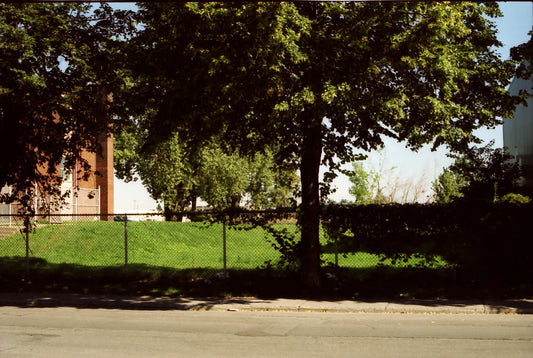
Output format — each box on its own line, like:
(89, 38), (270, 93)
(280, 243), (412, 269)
(1, 307), (532, 358)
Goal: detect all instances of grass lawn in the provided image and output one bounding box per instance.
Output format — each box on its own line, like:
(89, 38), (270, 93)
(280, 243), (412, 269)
(4, 221), (514, 299)
(0, 221), (448, 270)
(0, 221), (502, 297)
(0, 221), (284, 269)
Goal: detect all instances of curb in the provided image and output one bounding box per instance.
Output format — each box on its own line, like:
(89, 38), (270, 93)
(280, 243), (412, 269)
(0, 293), (532, 314)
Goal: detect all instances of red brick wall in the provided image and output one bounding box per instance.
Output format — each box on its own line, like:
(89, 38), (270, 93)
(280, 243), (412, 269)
(96, 132), (114, 219)
(77, 132), (114, 219)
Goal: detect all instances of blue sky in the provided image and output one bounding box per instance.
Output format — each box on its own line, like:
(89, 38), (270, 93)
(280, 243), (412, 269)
(114, 1), (533, 211)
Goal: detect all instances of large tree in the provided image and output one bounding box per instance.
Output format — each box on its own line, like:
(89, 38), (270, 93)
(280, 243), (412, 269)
(0, 3), (132, 213)
(123, 2), (523, 288)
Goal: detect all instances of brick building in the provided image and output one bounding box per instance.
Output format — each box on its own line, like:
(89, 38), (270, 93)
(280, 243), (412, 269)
(75, 132), (114, 220)
(0, 132), (114, 221)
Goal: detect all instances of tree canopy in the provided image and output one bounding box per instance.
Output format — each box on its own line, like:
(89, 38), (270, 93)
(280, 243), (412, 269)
(2, 2), (525, 288)
(0, 3), (132, 212)
(118, 2), (524, 288)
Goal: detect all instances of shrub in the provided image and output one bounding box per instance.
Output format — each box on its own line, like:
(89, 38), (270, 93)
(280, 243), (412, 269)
(322, 202), (533, 283)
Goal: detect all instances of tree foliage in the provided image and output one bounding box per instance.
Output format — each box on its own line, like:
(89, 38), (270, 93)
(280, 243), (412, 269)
(348, 162), (376, 205)
(120, 2), (523, 287)
(446, 141), (522, 203)
(433, 141), (523, 204)
(114, 124), (195, 214)
(431, 168), (467, 204)
(511, 30), (533, 80)
(0, 3), (133, 212)
(114, 125), (298, 213)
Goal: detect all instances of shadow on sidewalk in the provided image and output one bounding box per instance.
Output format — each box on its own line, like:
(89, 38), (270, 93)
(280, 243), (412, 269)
(0, 292), (265, 311)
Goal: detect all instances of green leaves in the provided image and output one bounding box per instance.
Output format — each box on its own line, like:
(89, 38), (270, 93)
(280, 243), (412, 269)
(511, 30), (533, 80)
(445, 141), (522, 203)
(431, 168), (466, 204)
(1, 3), (129, 212)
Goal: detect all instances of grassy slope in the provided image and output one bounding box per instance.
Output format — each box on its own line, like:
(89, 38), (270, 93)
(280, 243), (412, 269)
(0, 221), (446, 269)
(1, 221), (530, 299)
(0, 221), (284, 269)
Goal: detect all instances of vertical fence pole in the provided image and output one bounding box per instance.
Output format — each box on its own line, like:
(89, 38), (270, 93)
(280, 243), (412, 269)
(223, 220), (227, 273)
(334, 235), (338, 267)
(8, 186), (12, 226)
(48, 194), (51, 224)
(25, 214), (30, 275)
(124, 215), (128, 275)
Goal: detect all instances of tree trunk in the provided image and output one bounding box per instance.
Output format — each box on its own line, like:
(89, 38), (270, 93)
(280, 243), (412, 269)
(164, 205), (172, 222)
(299, 114), (323, 289)
(191, 184), (197, 211)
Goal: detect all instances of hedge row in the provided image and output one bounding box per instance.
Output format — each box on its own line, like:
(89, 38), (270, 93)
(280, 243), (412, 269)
(322, 203), (533, 282)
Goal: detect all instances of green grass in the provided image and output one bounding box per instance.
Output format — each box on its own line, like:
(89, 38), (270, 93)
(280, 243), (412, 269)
(0, 221), (284, 269)
(0, 221), (451, 270)
(1, 221), (530, 299)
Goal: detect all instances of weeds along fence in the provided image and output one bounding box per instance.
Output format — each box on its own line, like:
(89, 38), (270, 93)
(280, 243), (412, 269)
(2, 210), (384, 278)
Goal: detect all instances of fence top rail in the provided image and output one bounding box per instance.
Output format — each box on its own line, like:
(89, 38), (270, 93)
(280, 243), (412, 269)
(0, 208), (298, 218)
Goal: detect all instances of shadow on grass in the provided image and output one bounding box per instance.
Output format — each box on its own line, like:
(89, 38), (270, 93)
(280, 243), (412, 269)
(0, 256), (304, 299)
(0, 257), (531, 307)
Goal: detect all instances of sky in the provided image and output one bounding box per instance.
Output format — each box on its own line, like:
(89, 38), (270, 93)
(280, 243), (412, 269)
(114, 1), (533, 212)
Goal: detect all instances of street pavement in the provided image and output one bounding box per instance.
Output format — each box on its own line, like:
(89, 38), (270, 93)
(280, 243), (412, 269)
(0, 292), (532, 314)
(1, 305), (533, 357)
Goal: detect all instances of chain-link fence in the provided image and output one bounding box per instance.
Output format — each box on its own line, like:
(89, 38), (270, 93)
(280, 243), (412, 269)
(0, 211), (283, 277)
(0, 210), (395, 278)
(2, 207), (529, 298)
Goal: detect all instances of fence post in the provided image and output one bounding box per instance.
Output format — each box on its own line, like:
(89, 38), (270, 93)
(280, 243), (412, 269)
(8, 186), (12, 226)
(334, 235), (338, 267)
(223, 219), (227, 273)
(124, 214), (128, 275)
(24, 214), (30, 275)
(48, 194), (51, 224)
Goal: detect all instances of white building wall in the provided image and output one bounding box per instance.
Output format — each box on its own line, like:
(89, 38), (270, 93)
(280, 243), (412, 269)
(503, 75), (533, 192)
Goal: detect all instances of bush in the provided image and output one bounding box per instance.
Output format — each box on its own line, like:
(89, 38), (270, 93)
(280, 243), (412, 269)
(322, 202), (533, 283)
(498, 193), (531, 205)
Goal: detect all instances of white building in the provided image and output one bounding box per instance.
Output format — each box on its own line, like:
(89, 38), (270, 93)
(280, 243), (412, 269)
(503, 74), (533, 194)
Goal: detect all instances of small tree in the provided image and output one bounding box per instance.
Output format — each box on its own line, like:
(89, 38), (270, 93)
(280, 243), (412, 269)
(348, 161), (376, 205)
(432, 168), (467, 204)
(247, 149), (299, 209)
(441, 141), (522, 203)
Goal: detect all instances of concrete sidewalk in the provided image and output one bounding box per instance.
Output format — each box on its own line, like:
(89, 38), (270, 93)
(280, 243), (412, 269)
(1, 292), (532, 314)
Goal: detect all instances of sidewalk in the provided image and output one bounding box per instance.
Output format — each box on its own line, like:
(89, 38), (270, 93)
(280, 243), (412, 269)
(1, 292), (532, 314)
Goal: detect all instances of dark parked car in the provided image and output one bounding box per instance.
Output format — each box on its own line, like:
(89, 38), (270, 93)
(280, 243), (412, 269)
(113, 216), (132, 222)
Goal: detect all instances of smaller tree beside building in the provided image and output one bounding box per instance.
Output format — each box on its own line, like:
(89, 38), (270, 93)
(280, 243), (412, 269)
(432, 141), (523, 204)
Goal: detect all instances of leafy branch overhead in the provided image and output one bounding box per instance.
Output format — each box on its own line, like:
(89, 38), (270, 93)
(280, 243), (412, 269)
(0, 3), (133, 212)
(121, 2), (524, 288)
